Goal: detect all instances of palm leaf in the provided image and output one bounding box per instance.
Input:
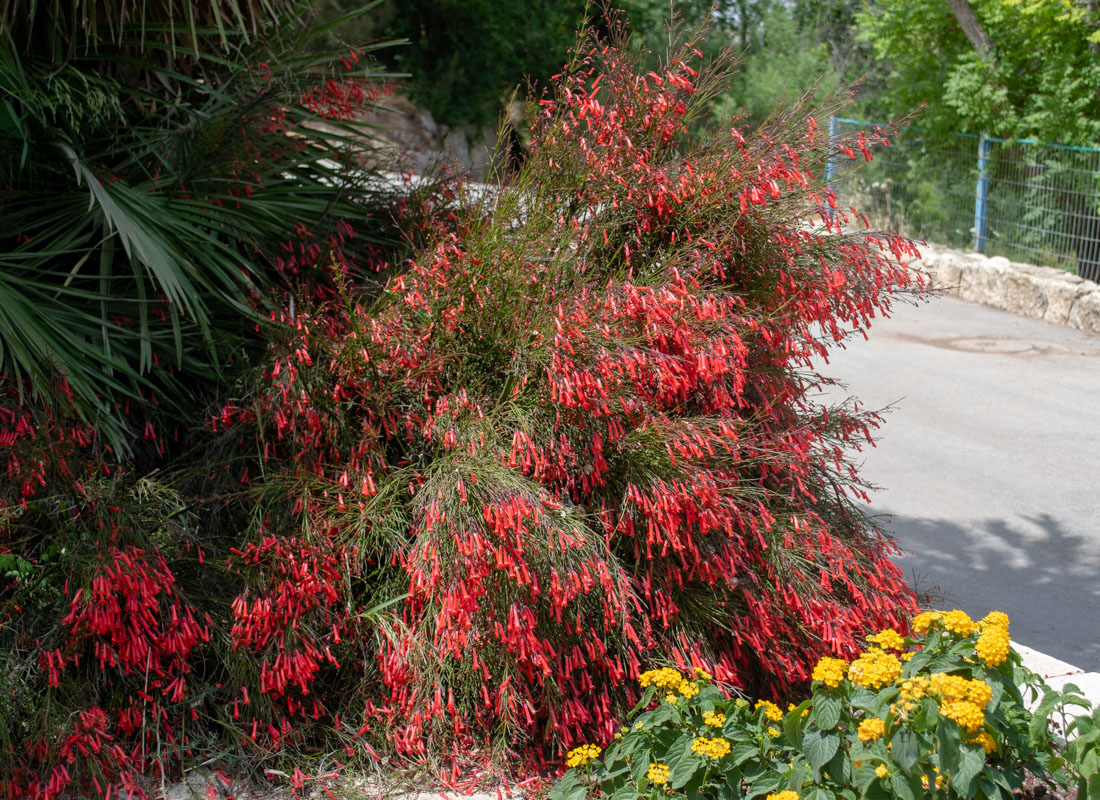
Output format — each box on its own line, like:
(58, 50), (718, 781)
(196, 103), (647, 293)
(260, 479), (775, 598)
(0, 3), (407, 448)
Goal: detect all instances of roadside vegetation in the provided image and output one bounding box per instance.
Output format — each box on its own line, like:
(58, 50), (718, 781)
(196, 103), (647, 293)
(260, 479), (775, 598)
(1, 2), (1098, 798)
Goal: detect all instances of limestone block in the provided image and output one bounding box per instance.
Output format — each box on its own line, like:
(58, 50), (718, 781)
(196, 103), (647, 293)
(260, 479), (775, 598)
(1068, 290), (1100, 337)
(918, 249), (939, 268)
(929, 251), (964, 290)
(1042, 280), (1084, 326)
(957, 256), (1007, 307)
(1001, 271), (1048, 320)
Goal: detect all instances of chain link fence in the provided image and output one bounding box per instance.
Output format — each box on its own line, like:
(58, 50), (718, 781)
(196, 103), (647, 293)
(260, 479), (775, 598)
(830, 117), (1100, 282)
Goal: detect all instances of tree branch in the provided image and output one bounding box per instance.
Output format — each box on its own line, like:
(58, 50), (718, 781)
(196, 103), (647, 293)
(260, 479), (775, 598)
(944, 0), (994, 58)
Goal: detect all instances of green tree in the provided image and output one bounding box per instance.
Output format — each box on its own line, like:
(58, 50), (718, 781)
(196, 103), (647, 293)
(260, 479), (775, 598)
(366, 0), (587, 128)
(858, 0), (1100, 144)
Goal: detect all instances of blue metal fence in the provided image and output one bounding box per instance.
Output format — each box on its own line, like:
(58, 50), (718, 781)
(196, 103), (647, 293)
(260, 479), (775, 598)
(830, 117), (1100, 282)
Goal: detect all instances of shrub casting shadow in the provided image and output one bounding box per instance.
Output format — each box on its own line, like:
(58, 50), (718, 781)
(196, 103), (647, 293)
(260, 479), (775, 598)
(877, 509), (1100, 672)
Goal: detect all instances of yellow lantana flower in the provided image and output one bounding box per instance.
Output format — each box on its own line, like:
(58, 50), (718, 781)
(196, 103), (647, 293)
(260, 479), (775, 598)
(847, 648), (902, 689)
(940, 699), (985, 733)
(967, 678), (994, 709)
(857, 717), (886, 742)
(677, 680), (699, 698)
(702, 711), (726, 727)
(980, 610), (1010, 631)
(811, 657), (847, 688)
(647, 762), (671, 785)
(867, 628), (906, 651)
(971, 731), (996, 754)
(912, 610), (942, 634)
(976, 625), (1011, 667)
(929, 672), (971, 702)
(639, 667), (684, 689)
(898, 675), (930, 702)
(691, 736), (731, 759)
(755, 700), (784, 722)
(941, 609), (979, 636)
(566, 743), (601, 768)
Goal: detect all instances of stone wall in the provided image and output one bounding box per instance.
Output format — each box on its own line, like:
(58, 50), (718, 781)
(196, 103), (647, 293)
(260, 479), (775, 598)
(918, 243), (1100, 337)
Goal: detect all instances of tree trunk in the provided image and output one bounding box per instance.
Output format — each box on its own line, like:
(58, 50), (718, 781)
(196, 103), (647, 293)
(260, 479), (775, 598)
(1080, 0), (1100, 56)
(944, 0), (993, 58)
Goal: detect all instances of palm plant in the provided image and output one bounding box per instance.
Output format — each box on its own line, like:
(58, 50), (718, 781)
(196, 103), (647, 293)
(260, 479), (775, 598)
(0, 0), (404, 448)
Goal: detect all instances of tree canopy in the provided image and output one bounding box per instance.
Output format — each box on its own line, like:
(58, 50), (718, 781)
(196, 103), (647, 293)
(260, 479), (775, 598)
(858, 0), (1100, 144)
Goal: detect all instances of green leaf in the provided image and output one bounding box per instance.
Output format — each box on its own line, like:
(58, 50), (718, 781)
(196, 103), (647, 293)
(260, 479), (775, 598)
(731, 741), (760, 767)
(847, 689), (882, 714)
(889, 729), (920, 775)
(803, 787), (837, 800)
(0, 98), (21, 135)
(955, 745), (987, 796)
(854, 762), (881, 794)
(802, 729), (840, 771)
(746, 772), (783, 799)
(812, 694), (843, 729)
(785, 700), (809, 747)
(627, 686), (658, 717)
(665, 733), (694, 764)
(646, 702), (675, 727)
(669, 754), (703, 790)
(936, 719), (962, 776)
(547, 771), (578, 800)
(617, 733), (641, 757)
(825, 745), (850, 784)
(890, 772), (919, 800)
(630, 750), (651, 783)
(1083, 771), (1100, 800)
(608, 787), (639, 800)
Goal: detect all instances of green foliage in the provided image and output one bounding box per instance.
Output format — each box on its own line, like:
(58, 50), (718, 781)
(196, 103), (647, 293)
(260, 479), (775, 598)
(857, 0), (1100, 145)
(1065, 703), (1100, 799)
(0, 0), (403, 447)
(550, 610), (1086, 800)
(367, 0), (587, 127)
(716, 6), (842, 128)
(617, 2), (847, 130)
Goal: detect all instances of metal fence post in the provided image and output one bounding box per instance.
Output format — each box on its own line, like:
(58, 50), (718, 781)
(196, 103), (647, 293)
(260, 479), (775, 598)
(825, 116), (838, 220)
(826, 116), (838, 185)
(974, 132), (991, 253)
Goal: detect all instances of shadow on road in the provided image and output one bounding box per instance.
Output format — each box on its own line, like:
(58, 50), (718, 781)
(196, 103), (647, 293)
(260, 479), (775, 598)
(875, 509), (1100, 672)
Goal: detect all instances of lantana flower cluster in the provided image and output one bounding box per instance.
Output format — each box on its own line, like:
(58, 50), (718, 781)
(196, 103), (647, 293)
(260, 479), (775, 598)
(552, 608), (1080, 800)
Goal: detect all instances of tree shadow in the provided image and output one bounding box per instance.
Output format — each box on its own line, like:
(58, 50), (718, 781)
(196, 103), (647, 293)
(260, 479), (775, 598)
(876, 509), (1100, 672)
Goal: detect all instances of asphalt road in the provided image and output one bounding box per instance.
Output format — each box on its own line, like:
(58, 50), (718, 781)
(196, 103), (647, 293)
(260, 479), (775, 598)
(816, 295), (1100, 671)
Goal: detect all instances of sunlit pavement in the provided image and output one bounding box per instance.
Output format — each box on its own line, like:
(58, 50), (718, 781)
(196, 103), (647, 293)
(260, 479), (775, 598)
(815, 293), (1100, 673)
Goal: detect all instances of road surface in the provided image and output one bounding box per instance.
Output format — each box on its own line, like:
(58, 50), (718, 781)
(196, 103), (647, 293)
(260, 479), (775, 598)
(816, 295), (1100, 671)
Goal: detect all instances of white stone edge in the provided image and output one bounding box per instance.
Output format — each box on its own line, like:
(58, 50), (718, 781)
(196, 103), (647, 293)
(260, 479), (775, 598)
(913, 243), (1100, 337)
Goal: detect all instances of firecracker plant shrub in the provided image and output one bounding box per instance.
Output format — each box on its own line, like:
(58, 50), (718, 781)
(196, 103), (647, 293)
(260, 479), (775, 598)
(549, 609), (1094, 800)
(2, 13), (931, 800)
(202, 19), (926, 765)
(0, 3), (412, 798)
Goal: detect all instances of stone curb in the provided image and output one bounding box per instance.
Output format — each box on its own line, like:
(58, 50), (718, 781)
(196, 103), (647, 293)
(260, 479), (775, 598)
(916, 243), (1100, 337)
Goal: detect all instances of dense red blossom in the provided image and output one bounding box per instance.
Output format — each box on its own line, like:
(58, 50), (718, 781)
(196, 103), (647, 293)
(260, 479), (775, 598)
(214, 37), (925, 763)
(1, 27), (927, 797)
